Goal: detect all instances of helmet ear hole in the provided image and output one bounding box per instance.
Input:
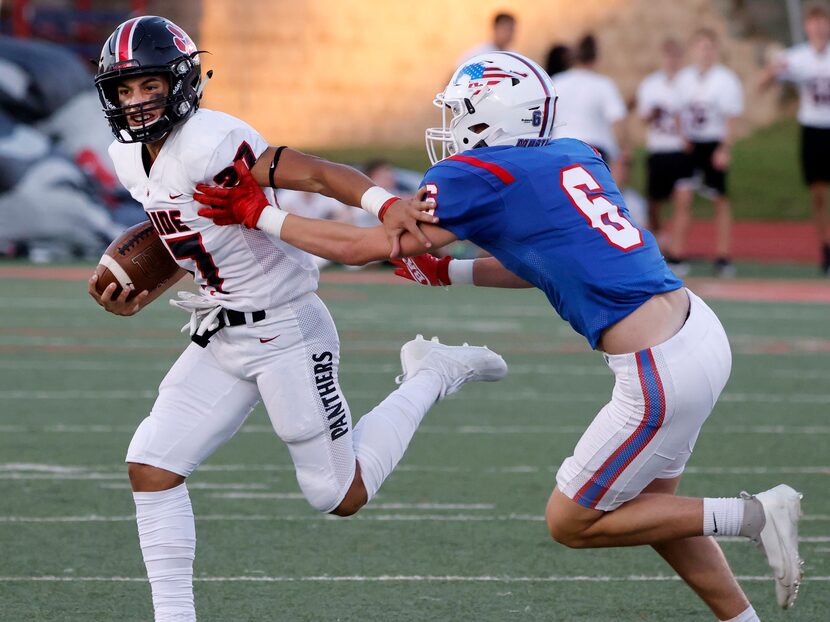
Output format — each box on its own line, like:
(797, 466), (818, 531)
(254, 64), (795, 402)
(468, 123), (489, 134)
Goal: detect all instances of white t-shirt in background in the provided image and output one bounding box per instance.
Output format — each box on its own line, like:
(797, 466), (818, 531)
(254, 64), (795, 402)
(778, 42), (830, 128)
(676, 64), (743, 143)
(636, 70), (686, 153)
(551, 68), (627, 159)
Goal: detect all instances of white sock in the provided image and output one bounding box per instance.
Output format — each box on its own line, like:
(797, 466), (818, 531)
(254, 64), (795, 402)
(134, 483), (196, 622)
(721, 604), (760, 622)
(352, 371), (443, 500)
(703, 497), (745, 537)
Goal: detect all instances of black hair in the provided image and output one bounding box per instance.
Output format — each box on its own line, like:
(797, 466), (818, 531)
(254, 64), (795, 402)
(545, 44), (572, 76)
(364, 159), (392, 177)
(576, 34), (597, 64)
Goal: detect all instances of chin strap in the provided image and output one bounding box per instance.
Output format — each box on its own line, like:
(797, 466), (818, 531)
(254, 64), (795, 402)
(197, 70), (213, 99)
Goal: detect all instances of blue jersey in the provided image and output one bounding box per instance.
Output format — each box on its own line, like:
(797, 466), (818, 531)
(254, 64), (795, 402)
(422, 139), (683, 349)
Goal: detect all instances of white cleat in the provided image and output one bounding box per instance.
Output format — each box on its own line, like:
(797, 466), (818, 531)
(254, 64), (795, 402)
(396, 334), (507, 398)
(741, 484), (804, 609)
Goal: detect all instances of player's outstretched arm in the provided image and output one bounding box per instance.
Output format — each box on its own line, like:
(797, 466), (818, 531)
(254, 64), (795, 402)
(249, 148), (437, 254)
(88, 268), (189, 316)
(194, 165), (456, 265)
(392, 255), (533, 288)
(277, 214), (456, 266)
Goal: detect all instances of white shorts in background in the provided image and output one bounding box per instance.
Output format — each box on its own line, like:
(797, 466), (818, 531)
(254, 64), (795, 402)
(556, 289), (731, 511)
(126, 292), (357, 513)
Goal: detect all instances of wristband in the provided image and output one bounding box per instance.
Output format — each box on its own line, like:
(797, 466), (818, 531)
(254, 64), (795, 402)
(256, 206), (288, 238)
(377, 197), (400, 222)
(447, 259), (475, 285)
(361, 186), (399, 218)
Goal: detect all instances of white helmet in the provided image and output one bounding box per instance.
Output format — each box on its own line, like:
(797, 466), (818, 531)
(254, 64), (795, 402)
(425, 51), (557, 164)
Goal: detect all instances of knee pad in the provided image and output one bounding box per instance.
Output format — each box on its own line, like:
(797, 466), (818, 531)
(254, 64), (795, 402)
(296, 469), (350, 513)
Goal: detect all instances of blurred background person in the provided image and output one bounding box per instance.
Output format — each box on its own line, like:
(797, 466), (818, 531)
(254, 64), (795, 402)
(545, 43), (571, 78)
(0, 35), (130, 261)
(760, 2), (830, 276)
(457, 12), (516, 65)
(672, 28), (743, 278)
(551, 34), (629, 181)
(276, 187), (351, 270)
(615, 152), (649, 230)
(636, 38), (689, 245)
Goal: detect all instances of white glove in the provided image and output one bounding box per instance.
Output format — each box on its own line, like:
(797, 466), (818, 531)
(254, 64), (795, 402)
(169, 291), (224, 337)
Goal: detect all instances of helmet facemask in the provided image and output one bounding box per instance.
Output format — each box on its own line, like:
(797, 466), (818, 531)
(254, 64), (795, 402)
(96, 56), (201, 144)
(425, 96), (463, 165)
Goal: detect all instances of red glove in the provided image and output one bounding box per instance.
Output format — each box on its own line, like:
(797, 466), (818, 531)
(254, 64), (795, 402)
(391, 254), (452, 286)
(194, 159), (269, 228)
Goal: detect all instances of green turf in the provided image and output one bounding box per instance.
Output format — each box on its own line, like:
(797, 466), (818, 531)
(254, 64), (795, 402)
(0, 271), (828, 621)
(311, 118), (815, 222)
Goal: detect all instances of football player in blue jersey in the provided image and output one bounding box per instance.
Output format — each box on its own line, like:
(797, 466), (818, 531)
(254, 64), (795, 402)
(195, 52), (804, 619)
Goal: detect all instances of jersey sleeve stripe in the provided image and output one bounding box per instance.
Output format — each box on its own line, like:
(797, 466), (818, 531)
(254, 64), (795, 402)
(447, 154), (515, 185)
(573, 348), (667, 508)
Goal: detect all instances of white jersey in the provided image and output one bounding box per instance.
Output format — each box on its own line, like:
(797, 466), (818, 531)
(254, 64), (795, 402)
(551, 68), (627, 158)
(778, 42), (830, 128)
(676, 64), (743, 143)
(109, 108), (318, 311)
(636, 70), (685, 153)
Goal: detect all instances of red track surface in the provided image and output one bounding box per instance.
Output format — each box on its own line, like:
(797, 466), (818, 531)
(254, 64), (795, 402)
(681, 220), (819, 263)
(1, 220), (827, 303)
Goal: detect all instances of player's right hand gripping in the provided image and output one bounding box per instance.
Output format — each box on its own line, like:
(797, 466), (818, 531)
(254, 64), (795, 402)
(88, 273), (148, 316)
(194, 160), (270, 228)
(391, 254), (453, 286)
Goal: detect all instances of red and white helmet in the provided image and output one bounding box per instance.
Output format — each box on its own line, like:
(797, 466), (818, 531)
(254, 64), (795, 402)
(426, 52), (557, 164)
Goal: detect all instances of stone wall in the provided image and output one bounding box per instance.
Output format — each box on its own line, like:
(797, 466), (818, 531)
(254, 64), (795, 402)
(199, 0), (780, 148)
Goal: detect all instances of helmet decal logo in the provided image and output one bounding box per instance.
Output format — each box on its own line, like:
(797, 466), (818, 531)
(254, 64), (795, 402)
(111, 59), (139, 70)
(455, 62), (527, 96)
(166, 23), (197, 55)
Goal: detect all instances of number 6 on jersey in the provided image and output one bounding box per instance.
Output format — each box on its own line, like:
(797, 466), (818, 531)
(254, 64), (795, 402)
(560, 164), (643, 251)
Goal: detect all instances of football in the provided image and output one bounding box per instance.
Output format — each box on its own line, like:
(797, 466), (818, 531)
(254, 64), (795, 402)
(95, 220), (180, 300)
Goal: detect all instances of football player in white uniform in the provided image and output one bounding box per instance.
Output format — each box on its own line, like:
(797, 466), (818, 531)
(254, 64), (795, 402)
(760, 3), (830, 275)
(197, 51), (804, 621)
(673, 29), (744, 277)
(86, 16), (507, 622)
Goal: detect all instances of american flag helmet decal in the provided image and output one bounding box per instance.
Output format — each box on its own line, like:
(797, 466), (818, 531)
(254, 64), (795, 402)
(454, 61), (528, 96)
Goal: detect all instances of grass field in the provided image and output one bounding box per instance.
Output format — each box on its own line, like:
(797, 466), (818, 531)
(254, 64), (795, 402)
(0, 267), (828, 621)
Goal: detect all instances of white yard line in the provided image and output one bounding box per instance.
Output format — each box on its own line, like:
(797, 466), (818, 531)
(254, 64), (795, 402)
(0, 574), (827, 583)
(3, 423), (830, 435)
(0, 512), (829, 538)
(3, 389), (830, 405)
(204, 496), (494, 510)
(2, 359), (827, 381)
(1, 463), (828, 479)
(97, 482), (271, 491)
